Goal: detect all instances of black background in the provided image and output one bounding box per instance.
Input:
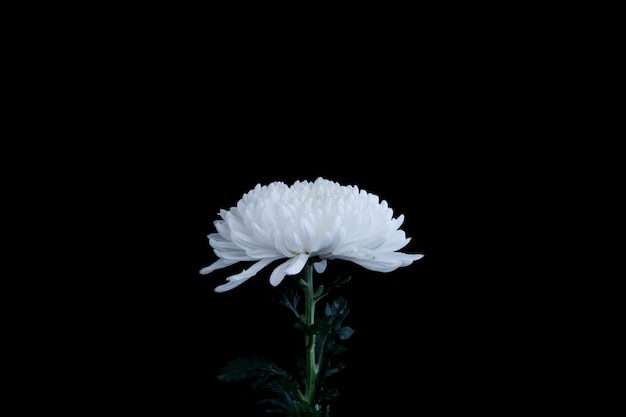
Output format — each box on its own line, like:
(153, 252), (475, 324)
(27, 15), (546, 415)
(140, 154), (442, 413)
(13, 4), (605, 414)
(88, 144), (511, 416)
(58, 68), (518, 415)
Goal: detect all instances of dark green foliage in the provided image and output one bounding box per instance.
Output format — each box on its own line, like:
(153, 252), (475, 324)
(217, 274), (354, 416)
(276, 286), (301, 318)
(286, 401), (331, 417)
(216, 356), (291, 386)
(217, 357), (300, 414)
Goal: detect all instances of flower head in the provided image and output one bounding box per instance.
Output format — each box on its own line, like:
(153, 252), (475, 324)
(200, 177), (424, 292)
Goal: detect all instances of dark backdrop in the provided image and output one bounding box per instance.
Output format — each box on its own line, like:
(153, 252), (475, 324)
(15, 5), (569, 414)
(46, 24), (531, 414)
(92, 143), (501, 416)
(61, 78), (521, 413)
(48, 103), (530, 415)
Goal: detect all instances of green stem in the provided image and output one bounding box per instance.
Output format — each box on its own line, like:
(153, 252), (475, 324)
(303, 263), (319, 405)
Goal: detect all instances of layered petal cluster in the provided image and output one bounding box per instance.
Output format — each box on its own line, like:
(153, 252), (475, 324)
(200, 177), (424, 292)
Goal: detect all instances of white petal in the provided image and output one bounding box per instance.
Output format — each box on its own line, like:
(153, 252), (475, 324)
(396, 252), (424, 265)
(225, 258), (278, 282)
(199, 259), (238, 275)
(285, 231), (304, 253)
(213, 249), (254, 261)
(209, 238), (240, 252)
(311, 231), (332, 255)
(313, 259), (327, 274)
(269, 254), (309, 286)
(214, 278), (249, 292)
(299, 215), (315, 249)
(273, 230), (292, 257)
(245, 247), (283, 259)
(250, 222), (272, 245)
(213, 258), (282, 292)
(341, 252), (423, 273)
(230, 228), (264, 252)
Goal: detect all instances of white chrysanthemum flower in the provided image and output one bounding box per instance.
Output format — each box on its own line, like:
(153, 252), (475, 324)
(200, 177), (424, 292)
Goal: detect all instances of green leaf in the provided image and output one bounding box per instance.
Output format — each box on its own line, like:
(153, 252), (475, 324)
(328, 275), (351, 291)
(313, 284), (325, 299)
(324, 297), (349, 318)
(311, 322), (332, 336)
(216, 357), (289, 384)
(336, 326), (354, 340)
(287, 401), (326, 417)
(324, 340), (348, 356)
(277, 287), (301, 318)
(258, 378), (300, 413)
(318, 387), (340, 402)
(322, 363), (345, 379)
(293, 321), (310, 336)
(218, 357), (304, 414)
